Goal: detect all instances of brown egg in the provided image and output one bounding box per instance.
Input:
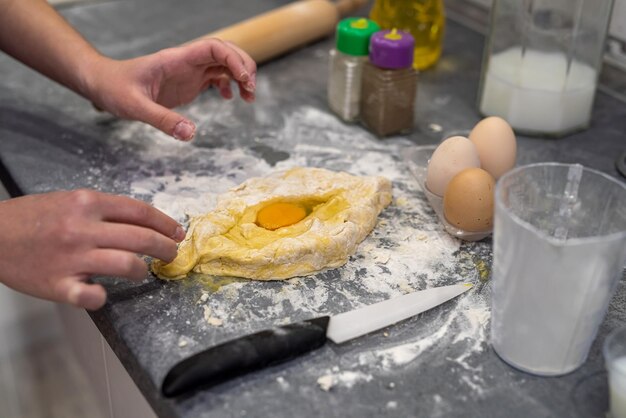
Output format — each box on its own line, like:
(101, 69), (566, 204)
(443, 168), (495, 232)
(469, 117), (517, 179)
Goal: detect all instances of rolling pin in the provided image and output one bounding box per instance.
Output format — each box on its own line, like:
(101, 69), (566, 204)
(197, 0), (368, 64)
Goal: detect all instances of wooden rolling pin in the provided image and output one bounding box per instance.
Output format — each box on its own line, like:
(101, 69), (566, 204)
(197, 0), (368, 64)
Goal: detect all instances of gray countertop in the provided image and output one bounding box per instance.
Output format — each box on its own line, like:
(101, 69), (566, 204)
(1, 1), (625, 417)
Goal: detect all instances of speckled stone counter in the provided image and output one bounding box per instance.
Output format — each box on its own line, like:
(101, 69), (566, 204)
(0, 1), (625, 417)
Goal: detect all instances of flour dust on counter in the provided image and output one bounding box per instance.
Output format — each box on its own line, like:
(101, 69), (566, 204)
(122, 104), (492, 401)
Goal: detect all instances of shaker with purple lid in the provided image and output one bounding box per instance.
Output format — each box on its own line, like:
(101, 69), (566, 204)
(360, 29), (418, 137)
(370, 28), (415, 69)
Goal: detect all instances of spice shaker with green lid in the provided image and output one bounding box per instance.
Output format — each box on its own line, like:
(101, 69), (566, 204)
(327, 18), (380, 122)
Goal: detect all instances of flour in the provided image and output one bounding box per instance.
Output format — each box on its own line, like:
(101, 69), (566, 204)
(317, 370), (373, 391)
(276, 376), (290, 391)
(124, 104), (492, 396)
(357, 294), (489, 371)
(386, 401), (398, 409)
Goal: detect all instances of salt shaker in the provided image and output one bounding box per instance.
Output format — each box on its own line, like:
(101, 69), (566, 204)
(360, 29), (418, 137)
(327, 18), (380, 122)
(478, 0), (615, 137)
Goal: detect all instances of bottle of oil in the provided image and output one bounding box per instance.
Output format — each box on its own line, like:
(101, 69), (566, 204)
(360, 29), (418, 137)
(328, 18), (380, 122)
(369, 0), (445, 70)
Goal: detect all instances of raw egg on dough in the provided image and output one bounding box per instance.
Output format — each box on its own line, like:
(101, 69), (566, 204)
(469, 117), (517, 179)
(443, 168), (495, 232)
(426, 136), (481, 196)
(152, 167), (392, 281)
(256, 202), (307, 230)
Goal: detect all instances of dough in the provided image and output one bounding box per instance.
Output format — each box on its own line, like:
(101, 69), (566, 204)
(152, 167), (392, 280)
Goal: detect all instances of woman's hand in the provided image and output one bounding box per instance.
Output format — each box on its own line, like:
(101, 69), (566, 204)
(83, 38), (257, 141)
(0, 190), (185, 310)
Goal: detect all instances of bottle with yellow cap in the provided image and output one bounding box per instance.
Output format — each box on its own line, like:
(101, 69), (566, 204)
(328, 18), (380, 122)
(360, 29), (418, 137)
(369, 0), (444, 70)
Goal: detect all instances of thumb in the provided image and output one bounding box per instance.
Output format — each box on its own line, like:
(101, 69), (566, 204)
(135, 100), (196, 141)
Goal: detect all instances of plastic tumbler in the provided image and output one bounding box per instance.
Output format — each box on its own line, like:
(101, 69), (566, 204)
(491, 163), (626, 376)
(605, 327), (626, 418)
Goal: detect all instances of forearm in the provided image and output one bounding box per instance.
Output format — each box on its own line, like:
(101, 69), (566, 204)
(0, 0), (106, 98)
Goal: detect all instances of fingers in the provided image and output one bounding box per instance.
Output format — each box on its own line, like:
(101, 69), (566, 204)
(222, 41), (257, 86)
(187, 38), (255, 80)
(130, 96), (196, 141)
(80, 249), (149, 281)
(94, 193), (185, 242)
(186, 38), (257, 93)
(204, 67), (255, 102)
(53, 247), (160, 310)
(91, 223), (178, 262)
(222, 41), (257, 100)
(54, 248), (147, 310)
(55, 276), (107, 310)
(214, 75), (233, 99)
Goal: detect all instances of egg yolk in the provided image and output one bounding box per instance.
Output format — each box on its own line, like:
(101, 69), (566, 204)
(256, 202), (307, 230)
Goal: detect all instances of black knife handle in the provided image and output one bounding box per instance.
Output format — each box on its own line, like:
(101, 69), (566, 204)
(161, 316), (330, 397)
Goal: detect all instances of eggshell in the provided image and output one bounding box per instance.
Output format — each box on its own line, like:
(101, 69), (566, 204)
(426, 136), (481, 196)
(469, 117), (517, 179)
(443, 168), (495, 232)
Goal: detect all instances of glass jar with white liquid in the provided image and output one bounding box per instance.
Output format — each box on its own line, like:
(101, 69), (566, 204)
(478, 0), (615, 137)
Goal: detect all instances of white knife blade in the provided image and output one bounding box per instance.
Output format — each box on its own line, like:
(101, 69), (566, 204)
(326, 283), (473, 343)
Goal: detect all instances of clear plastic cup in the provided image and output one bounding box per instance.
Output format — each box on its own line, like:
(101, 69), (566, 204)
(491, 163), (626, 376)
(605, 327), (626, 418)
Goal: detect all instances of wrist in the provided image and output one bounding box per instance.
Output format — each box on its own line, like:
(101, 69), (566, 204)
(74, 52), (114, 102)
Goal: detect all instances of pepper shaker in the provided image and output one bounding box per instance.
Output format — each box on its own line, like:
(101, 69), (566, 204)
(360, 29), (418, 137)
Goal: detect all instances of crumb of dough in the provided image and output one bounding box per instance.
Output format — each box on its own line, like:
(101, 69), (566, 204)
(207, 317), (223, 327)
(178, 338), (188, 348)
(203, 305), (212, 322)
(317, 375), (334, 391)
(197, 292), (209, 304)
(202, 305), (223, 326)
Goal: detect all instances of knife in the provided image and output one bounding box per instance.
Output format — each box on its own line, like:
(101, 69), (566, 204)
(162, 283), (472, 397)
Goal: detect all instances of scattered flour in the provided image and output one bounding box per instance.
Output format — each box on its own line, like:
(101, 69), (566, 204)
(276, 376), (289, 391)
(386, 401), (398, 409)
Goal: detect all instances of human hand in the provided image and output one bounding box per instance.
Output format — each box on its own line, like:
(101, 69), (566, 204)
(0, 190), (185, 310)
(82, 38), (257, 141)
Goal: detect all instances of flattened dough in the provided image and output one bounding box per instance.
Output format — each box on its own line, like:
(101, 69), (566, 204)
(152, 167), (392, 280)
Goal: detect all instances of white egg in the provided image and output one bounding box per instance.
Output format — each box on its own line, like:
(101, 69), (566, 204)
(426, 136), (481, 196)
